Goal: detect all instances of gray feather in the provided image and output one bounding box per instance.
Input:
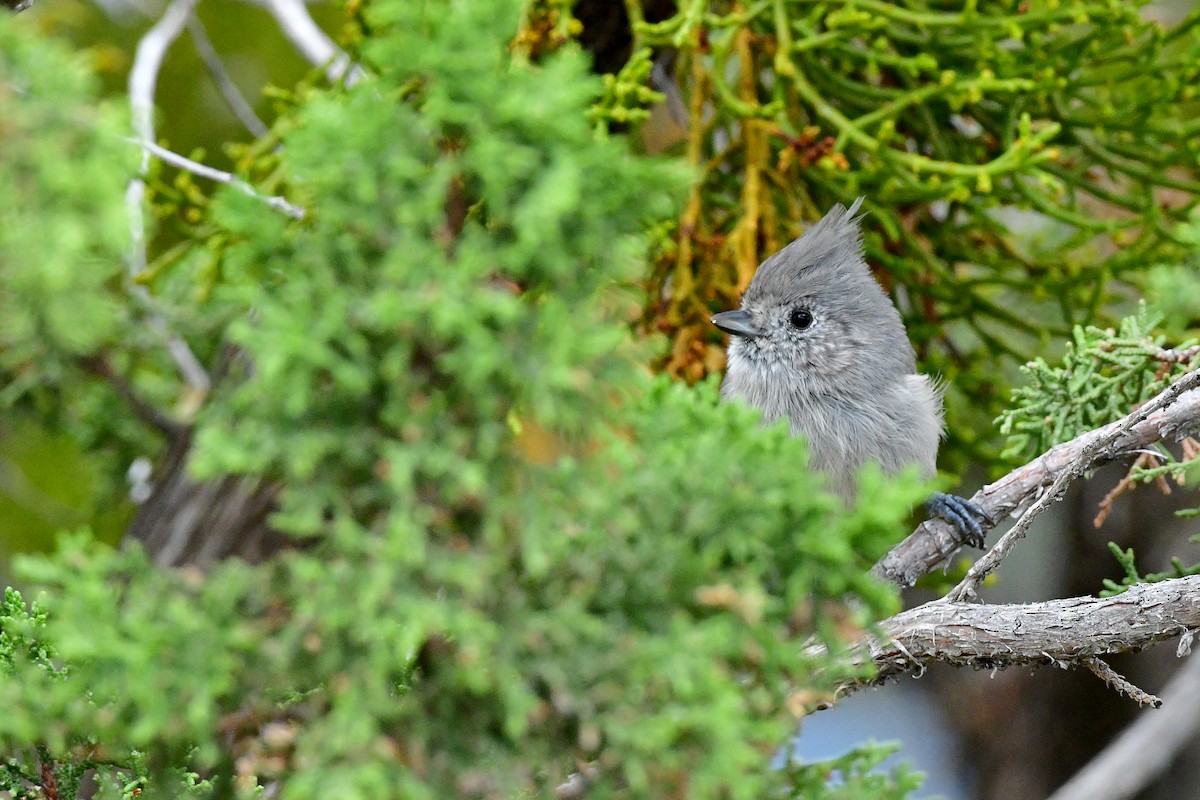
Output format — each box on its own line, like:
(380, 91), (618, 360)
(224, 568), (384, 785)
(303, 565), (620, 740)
(718, 200), (943, 500)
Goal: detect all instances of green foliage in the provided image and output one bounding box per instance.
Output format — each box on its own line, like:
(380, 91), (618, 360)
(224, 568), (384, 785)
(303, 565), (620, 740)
(0, 3), (930, 798)
(589, 47), (665, 128)
(0, 751), (94, 800)
(0, 590), (80, 800)
(1148, 207), (1200, 339)
(1127, 456), (1200, 500)
(0, 419), (130, 552)
(0, 23), (132, 380)
(997, 298), (1200, 591)
(0, 586), (56, 676)
(552, 0), (1200, 470)
(7, 382), (923, 797)
(11, 0), (1200, 796)
(781, 741), (923, 799)
(996, 309), (1200, 461)
(0, 20), (150, 551)
(1100, 540), (1200, 597)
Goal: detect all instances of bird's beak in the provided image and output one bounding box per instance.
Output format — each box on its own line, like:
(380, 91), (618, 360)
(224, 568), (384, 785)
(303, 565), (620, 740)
(711, 309), (764, 339)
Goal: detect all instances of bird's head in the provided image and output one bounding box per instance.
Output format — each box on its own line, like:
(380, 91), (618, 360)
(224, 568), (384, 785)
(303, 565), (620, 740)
(712, 199), (914, 387)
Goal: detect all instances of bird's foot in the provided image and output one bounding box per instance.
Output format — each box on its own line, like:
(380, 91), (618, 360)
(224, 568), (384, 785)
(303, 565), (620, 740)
(925, 492), (991, 549)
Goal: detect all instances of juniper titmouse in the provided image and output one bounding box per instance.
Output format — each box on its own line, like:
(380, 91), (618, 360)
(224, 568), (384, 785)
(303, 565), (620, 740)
(712, 200), (988, 546)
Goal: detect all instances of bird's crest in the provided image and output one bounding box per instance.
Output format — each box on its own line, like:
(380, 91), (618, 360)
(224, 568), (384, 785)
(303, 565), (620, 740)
(747, 198), (867, 299)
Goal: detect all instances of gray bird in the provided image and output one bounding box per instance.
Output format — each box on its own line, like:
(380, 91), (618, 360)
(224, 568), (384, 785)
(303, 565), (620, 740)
(711, 199), (989, 546)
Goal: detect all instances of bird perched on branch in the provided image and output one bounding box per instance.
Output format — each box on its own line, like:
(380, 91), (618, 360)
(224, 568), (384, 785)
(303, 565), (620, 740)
(712, 199), (990, 546)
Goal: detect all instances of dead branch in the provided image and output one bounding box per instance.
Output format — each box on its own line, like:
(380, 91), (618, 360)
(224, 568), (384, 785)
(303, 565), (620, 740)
(1093, 451), (1160, 528)
(128, 139), (305, 219)
(126, 0), (212, 395)
(872, 368), (1200, 588)
(186, 16), (269, 138)
(834, 575), (1200, 698)
(1081, 656), (1161, 709)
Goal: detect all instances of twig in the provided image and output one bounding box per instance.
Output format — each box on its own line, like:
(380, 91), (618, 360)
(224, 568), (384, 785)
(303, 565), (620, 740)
(128, 138), (305, 219)
(1082, 657), (1161, 708)
(262, 0), (366, 86)
(76, 355), (185, 439)
(37, 749), (59, 800)
(1093, 452), (1149, 528)
(186, 16), (270, 138)
(127, 0), (212, 394)
(828, 574), (1200, 699)
(872, 367), (1200, 588)
(1153, 343), (1200, 380)
(945, 368), (1200, 602)
(1049, 648), (1200, 800)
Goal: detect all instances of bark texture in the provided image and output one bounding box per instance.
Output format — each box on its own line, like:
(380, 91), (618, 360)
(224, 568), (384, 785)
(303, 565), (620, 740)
(858, 575), (1200, 683)
(127, 431), (283, 568)
(874, 377), (1200, 587)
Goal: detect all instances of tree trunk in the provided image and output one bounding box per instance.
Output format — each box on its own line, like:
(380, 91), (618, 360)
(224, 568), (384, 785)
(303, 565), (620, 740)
(127, 430), (284, 568)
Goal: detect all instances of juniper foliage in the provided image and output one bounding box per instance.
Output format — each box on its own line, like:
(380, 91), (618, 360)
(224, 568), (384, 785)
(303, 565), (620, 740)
(0, 5), (924, 798)
(996, 308), (1200, 461)
(548, 0), (1200, 468)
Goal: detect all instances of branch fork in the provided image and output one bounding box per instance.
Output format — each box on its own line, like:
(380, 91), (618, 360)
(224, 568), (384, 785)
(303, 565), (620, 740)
(843, 367), (1200, 711)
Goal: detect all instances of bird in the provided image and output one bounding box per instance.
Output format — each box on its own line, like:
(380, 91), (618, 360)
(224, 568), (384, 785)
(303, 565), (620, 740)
(711, 199), (989, 547)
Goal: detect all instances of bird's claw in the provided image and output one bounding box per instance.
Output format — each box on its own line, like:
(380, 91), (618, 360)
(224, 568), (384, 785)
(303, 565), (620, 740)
(925, 492), (991, 549)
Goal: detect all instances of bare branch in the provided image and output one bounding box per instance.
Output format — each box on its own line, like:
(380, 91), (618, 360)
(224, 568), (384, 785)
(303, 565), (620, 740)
(76, 355), (184, 439)
(1082, 657), (1161, 709)
(262, 0), (366, 86)
(1049, 647), (1200, 800)
(128, 0), (199, 274)
(186, 16), (270, 138)
(833, 575), (1200, 697)
(872, 367), (1200, 589)
(127, 0), (212, 395)
(835, 369), (1200, 716)
(1093, 451), (1160, 528)
(129, 138), (305, 219)
(946, 368), (1200, 602)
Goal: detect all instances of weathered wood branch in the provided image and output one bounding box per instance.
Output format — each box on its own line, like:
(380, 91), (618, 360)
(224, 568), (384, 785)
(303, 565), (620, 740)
(838, 575), (1200, 696)
(872, 368), (1200, 588)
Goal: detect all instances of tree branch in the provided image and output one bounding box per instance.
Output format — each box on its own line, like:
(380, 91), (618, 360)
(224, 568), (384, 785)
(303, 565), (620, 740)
(76, 355), (185, 439)
(261, 0), (366, 86)
(1048, 641), (1200, 800)
(817, 368), (1200, 714)
(947, 368), (1200, 602)
(128, 0), (200, 273)
(872, 367), (1200, 588)
(186, 16), (270, 138)
(127, 0), (213, 395)
(128, 139), (306, 219)
(1081, 656), (1161, 709)
(840, 575), (1200, 694)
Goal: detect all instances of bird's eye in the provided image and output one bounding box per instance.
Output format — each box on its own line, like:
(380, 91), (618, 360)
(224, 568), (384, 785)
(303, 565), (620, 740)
(789, 308), (814, 330)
